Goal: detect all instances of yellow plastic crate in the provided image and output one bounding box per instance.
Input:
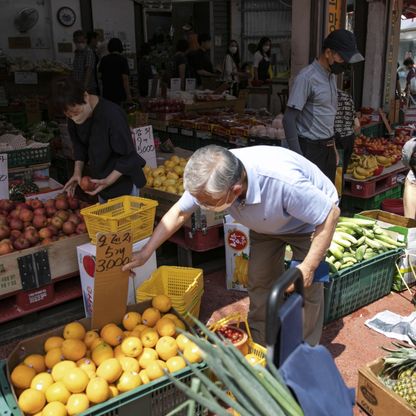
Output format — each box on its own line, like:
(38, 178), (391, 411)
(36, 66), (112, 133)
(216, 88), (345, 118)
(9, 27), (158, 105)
(174, 293), (203, 325)
(80, 196), (158, 244)
(136, 266), (203, 308)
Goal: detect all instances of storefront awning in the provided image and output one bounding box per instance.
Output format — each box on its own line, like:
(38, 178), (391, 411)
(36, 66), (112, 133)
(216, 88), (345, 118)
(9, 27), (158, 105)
(403, 0), (416, 19)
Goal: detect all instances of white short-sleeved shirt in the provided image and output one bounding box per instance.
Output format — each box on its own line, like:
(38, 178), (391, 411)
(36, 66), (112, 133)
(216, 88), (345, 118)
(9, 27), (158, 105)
(178, 146), (339, 235)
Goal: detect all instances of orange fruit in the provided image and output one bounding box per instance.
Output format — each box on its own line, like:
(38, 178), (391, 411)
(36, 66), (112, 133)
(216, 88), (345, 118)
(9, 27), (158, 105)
(96, 358), (122, 383)
(124, 331), (131, 337)
(139, 370), (150, 385)
(91, 342), (114, 366)
(99, 323), (117, 338)
(90, 337), (104, 350)
(118, 356), (140, 373)
(108, 385), (119, 398)
(138, 348), (158, 369)
(86, 377), (109, 404)
(30, 372), (54, 393)
(11, 364), (36, 389)
(166, 356), (186, 373)
(133, 324), (149, 335)
(174, 319), (186, 331)
(145, 361), (165, 381)
(84, 330), (99, 349)
(66, 393), (89, 415)
(152, 295), (172, 313)
(42, 401), (67, 416)
(116, 371), (141, 393)
(61, 339), (87, 361)
(155, 336), (178, 361)
(18, 388), (45, 414)
(176, 334), (192, 351)
(76, 358), (96, 379)
(62, 368), (89, 393)
(122, 312), (142, 331)
(113, 345), (126, 359)
(162, 313), (178, 322)
(156, 360), (167, 369)
(44, 336), (64, 353)
(101, 325), (125, 347)
(24, 354), (46, 373)
(121, 337), (143, 358)
(63, 322), (86, 340)
(142, 308), (161, 327)
(155, 318), (176, 337)
(140, 328), (159, 348)
(45, 382), (71, 404)
(51, 361), (76, 382)
(183, 343), (203, 363)
(45, 348), (64, 369)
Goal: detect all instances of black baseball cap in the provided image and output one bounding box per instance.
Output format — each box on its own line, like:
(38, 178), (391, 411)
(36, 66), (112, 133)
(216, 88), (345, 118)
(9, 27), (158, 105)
(323, 29), (364, 64)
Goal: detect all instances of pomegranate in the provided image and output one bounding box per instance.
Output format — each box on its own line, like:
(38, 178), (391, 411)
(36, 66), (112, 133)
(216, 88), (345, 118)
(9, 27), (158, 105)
(33, 208), (46, 216)
(0, 200), (14, 213)
(39, 227), (53, 240)
(44, 199), (55, 208)
(45, 206), (57, 217)
(13, 236), (30, 251)
(24, 228), (39, 245)
(56, 210), (69, 222)
(51, 216), (63, 230)
(80, 176), (96, 192)
(8, 209), (20, 219)
(76, 223), (87, 234)
(0, 225), (10, 240)
(9, 219), (23, 231)
(55, 198), (69, 210)
(62, 221), (75, 236)
(0, 214), (7, 226)
(16, 203), (31, 211)
(68, 213), (80, 225)
(29, 199), (43, 210)
(19, 209), (34, 223)
(0, 240), (13, 255)
(42, 237), (54, 245)
(47, 224), (59, 236)
(68, 197), (79, 210)
(10, 230), (21, 241)
(33, 215), (48, 229)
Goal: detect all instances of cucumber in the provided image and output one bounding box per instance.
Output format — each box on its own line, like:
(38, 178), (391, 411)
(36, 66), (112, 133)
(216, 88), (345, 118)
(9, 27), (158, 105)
(363, 252), (377, 260)
(339, 261), (355, 270)
(333, 235), (351, 248)
(339, 217), (375, 227)
(329, 242), (344, 260)
(375, 233), (406, 247)
(342, 256), (357, 264)
(334, 261), (342, 270)
(365, 237), (383, 250)
(356, 236), (366, 246)
(334, 231), (358, 245)
(355, 245), (367, 261)
(327, 262), (337, 274)
(337, 222), (363, 234)
(374, 236), (397, 250)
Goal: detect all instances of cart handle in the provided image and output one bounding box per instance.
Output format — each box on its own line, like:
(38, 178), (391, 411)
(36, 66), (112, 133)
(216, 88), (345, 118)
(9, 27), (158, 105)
(266, 267), (304, 346)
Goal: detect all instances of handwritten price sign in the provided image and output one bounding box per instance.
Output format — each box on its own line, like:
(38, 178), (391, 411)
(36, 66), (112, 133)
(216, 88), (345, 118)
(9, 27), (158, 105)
(133, 125), (157, 168)
(0, 154), (8, 199)
(92, 231), (133, 328)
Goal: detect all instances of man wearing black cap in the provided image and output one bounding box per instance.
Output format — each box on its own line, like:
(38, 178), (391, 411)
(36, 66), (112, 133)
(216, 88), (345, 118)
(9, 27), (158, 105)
(283, 29), (364, 183)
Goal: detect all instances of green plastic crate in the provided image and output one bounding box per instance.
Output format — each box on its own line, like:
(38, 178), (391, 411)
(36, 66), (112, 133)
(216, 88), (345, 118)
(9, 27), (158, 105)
(341, 185), (403, 212)
(6, 145), (51, 168)
(324, 248), (403, 324)
(0, 360), (207, 416)
(360, 122), (385, 138)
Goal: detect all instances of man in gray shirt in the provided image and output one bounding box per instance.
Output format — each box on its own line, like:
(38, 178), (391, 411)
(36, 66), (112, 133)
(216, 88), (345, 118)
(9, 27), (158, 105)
(283, 29), (363, 183)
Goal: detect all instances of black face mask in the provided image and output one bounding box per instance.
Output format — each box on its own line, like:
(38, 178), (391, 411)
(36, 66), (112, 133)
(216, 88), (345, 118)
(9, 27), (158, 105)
(329, 61), (347, 75)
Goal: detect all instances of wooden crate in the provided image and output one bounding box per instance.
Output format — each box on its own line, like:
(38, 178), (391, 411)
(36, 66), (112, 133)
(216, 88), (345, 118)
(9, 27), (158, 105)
(0, 233), (89, 298)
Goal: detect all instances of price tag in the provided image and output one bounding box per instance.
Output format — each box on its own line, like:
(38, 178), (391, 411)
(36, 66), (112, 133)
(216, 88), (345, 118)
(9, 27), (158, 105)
(170, 78), (181, 92)
(14, 72), (38, 85)
(133, 125), (157, 168)
(92, 231), (133, 328)
(185, 78), (196, 91)
(167, 127), (178, 134)
(181, 129), (194, 137)
(0, 154), (8, 199)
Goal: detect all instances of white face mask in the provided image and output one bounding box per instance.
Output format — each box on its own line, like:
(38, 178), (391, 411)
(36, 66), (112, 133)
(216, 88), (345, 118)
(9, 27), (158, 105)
(229, 46), (237, 54)
(69, 103), (93, 124)
(263, 45), (270, 53)
(198, 190), (235, 212)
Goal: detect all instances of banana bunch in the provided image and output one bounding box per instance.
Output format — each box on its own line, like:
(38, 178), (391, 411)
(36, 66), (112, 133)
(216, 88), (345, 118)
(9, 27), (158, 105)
(232, 254), (249, 287)
(375, 155), (395, 167)
(347, 155), (379, 180)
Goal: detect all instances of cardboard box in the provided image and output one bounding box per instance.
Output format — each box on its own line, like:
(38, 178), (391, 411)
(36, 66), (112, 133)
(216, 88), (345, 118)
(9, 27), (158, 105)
(0, 233), (89, 297)
(9, 164), (50, 188)
(77, 237), (157, 317)
(357, 358), (416, 416)
(26, 178), (64, 199)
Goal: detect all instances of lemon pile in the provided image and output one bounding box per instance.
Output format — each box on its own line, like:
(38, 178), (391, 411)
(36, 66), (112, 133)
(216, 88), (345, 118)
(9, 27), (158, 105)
(10, 295), (202, 416)
(144, 155), (188, 195)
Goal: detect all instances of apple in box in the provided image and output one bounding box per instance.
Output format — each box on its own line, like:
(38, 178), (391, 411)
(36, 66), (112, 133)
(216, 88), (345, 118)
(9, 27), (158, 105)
(77, 237), (157, 317)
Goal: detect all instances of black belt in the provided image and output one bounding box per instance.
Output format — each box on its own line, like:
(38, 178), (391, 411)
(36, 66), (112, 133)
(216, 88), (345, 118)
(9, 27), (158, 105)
(299, 136), (335, 147)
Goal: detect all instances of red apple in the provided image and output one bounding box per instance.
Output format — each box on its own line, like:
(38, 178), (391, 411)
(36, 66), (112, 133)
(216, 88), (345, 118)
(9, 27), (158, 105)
(44, 199), (55, 209)
(41, 237), (53, 245)
(68, 197), (79, 210)
(16, 203), (31, 211)
(0, 214), (7, 226)
(33, 208), (46, 216)
(33, 215), (47, 229)
(24, 228), (39, 246)
(9, 219), (23, 231)
(62, 221), (75, 236)
(80, 176), (96, 192)
(10, 230), (21, 241)
(45, 206), (57, 217)
(55, 198), (69, 210)
(19, 209), (34, 223)
(56, 210), (69, 222)
(76, 223), (87, 234)
(39, 227), (53, 240)
(47, 224), (58, 236)
(0, 240), (13, 255)
(51, 216), (63, 230)
(13, 236), (30, 251)
(0, 200), (14, 213)
(29, 199), (43, 210)
(68, 214), (80, 225)
(0, 225), (10, 240)
(9, 209), (20, 219)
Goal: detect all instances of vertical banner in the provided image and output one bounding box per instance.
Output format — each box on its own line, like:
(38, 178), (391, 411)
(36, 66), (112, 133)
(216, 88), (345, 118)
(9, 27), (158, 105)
(326, 0), (344, 35)
(0, 154), (8, 199)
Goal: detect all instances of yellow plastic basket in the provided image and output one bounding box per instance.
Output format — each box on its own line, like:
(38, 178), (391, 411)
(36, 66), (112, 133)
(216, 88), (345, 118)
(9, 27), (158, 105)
(80, 196), (158, 244)
(136, 266), (204, 308)
(174, 292), (204, 325)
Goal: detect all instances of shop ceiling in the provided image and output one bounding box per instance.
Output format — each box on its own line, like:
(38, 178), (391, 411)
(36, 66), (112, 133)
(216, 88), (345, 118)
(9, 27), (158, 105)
(403, 0), (416, 18)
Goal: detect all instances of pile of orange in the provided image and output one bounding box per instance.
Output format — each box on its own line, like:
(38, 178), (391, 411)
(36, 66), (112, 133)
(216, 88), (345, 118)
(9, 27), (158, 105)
(10, 295), (202, 415)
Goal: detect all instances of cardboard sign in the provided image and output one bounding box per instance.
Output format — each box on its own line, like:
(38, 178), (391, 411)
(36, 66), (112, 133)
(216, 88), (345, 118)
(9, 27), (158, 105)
(378, 108), (393, 135)
(92, 231), (132, 329)
(0, 154), (8, 199)
(170, 78), (181, 91)
(185, 78), (196, 91)
(133, 125), (157, 168)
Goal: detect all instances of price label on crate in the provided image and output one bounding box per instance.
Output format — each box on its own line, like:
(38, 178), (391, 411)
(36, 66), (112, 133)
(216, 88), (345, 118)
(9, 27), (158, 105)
(185, 78), (196, 91)
(170, 78), (181, 92)
(0, 154), (8, 199)
(133, 125), (157, 168)
(92, 231), (133, 329)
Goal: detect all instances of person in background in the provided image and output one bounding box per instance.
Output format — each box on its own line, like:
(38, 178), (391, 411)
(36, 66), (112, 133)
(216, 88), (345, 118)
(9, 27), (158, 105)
(334, 89), (360, 176)
(50, 77), (146, 203)
(87, 32), (100, 95)
(182, 23), (199, 51)
(188, 34), (217, 86)
(98, 38), (132, 106)
(253, 37), (272, 82)
(72, 30), (98, 94)
(137, 43), (156, 97)
(222, 40), (241, 83)
(404, 58), (416, 100)
(171, 39), (189, 90)
(283, 29), (364, 184)
(402, 138), (416, 219)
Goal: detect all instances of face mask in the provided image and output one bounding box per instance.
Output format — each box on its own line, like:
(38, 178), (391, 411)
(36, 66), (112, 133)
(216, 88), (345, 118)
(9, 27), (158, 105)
(329, 61), (347, 75)
(229, 46), (237, 54)
(263, 45), (270, 53)
(210, 200), (234, 213)
(70, 103), (92, 124)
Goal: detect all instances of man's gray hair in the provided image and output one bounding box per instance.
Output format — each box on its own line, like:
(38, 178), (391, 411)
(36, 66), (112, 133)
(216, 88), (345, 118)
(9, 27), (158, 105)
(183, 145), (242, 196)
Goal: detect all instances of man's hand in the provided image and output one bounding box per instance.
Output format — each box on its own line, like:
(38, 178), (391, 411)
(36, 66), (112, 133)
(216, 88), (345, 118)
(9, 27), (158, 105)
(64, 174), (81, 197)
(296, 262), (315, 287)
(122, 249), (151, 275)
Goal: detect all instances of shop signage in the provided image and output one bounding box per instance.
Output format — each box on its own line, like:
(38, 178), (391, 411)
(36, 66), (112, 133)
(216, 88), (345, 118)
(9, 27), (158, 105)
(0, 154), (8, 199)
(185, 78), (196, 91)
(133, 125), (157, 168)
(326, 0), (343, 34)
(170, 78), (181, 92)
(14, 72), (38, 85)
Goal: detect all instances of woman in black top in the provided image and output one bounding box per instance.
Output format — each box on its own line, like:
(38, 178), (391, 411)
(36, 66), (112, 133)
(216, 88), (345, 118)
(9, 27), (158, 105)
(98, 38), (132, 105)
(253, 37), (272, 82)
(171, 39), (189, 90)
(51, 77), (145, 202)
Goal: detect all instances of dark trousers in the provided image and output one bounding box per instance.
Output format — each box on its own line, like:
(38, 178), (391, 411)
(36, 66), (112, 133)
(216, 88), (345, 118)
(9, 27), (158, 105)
(299, 138), (337, 184)
(335, 134), (355, 176)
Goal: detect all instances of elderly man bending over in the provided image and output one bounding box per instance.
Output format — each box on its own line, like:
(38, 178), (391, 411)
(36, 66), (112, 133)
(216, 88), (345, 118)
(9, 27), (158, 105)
(123, 145), (340, 345)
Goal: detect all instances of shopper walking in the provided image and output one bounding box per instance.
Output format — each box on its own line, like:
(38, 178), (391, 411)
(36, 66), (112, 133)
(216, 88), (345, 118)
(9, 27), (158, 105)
(98, 38), (132, 105)
(253, 37), (272, 82)
(72, 30), (99, 94)
(123, 145), (340, 346)
(402, 138), (416, 219)
(50, 77), (146, 202)
(283, 29), (364, 184)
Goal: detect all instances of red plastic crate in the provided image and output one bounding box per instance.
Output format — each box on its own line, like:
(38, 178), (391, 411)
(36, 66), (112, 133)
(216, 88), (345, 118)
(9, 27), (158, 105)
(183, 225), (223, 251)
(345, 171), (401, 198)
(16, 284), (54, 311)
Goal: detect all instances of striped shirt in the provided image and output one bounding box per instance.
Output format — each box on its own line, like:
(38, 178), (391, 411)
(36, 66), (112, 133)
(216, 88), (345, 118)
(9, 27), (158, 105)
(334, 90), (355, 138)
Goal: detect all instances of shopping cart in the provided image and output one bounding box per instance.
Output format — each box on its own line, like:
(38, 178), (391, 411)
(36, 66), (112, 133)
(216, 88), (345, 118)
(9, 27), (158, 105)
(266, 267), (355, 416)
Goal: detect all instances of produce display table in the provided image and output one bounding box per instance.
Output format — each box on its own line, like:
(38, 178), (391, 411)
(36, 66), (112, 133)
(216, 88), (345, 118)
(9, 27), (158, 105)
(184, 97), (246, 114)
